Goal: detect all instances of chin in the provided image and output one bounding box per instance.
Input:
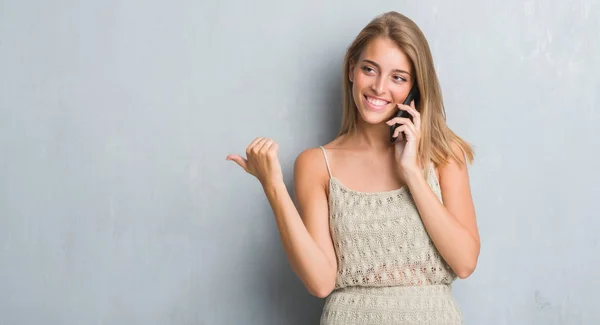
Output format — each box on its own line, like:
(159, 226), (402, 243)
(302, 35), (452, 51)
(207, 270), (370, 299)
(358, 111), (387, 125)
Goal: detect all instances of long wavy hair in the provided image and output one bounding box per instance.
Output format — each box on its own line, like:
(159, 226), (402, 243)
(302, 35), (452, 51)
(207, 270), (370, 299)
(339, 11), (474, 167)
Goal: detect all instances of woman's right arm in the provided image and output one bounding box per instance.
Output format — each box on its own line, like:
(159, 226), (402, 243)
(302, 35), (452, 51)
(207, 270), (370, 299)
(227, 140), (337, 298)
(263, 148), (337, 298)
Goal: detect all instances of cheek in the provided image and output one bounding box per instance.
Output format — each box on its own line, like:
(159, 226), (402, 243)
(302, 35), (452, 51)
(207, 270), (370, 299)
(352, 72), (371, 90)
(391, 85), (411, 103)
(351, 76), (366, 99)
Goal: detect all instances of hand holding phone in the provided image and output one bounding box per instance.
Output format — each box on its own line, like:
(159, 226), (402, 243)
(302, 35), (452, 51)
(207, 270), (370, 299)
(389, 84), (420, 143)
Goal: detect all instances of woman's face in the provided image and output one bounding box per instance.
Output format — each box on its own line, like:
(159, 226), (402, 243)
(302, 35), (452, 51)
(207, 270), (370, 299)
(349, 37), (415, 125)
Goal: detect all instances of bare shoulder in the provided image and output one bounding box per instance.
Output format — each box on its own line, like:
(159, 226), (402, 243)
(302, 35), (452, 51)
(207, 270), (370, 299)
(293, 145), (332, 199)
(294, 147), (328, 179)
(295, 146), (326, 166)
(294, 137), (344, 186)
(437, 141), (469, 173)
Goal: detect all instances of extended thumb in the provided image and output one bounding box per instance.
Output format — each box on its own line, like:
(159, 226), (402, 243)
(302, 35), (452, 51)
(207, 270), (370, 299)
(226, 154), (247, 171)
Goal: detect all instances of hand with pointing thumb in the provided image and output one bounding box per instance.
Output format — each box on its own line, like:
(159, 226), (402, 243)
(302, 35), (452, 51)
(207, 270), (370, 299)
(226, 137), (284, 188)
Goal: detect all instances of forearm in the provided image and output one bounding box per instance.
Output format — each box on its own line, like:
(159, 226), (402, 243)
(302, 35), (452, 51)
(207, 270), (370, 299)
(263, 181), (336, 295)
(406, 171), (479, 278)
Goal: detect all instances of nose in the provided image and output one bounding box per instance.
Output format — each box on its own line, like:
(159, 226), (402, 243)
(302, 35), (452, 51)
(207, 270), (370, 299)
(371, 76), (386, 95)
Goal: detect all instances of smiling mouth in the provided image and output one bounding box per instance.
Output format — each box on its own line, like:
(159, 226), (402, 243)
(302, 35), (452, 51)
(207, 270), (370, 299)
(364, 95), (390, 109)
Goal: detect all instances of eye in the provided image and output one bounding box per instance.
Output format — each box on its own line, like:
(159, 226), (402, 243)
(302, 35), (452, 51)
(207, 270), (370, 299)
(361, 66), (376, 74)
(393, 75), (407, 83)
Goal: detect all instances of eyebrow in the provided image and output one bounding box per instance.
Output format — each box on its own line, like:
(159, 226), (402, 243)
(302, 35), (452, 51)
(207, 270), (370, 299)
(362, 59), (411, 76)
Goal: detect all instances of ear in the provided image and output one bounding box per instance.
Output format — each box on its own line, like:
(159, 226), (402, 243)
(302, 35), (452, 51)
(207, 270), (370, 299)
(348, 61), (355, 82)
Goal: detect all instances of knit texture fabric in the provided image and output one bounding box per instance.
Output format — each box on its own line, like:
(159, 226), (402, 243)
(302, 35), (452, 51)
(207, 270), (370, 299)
(319, 146), (462, 325)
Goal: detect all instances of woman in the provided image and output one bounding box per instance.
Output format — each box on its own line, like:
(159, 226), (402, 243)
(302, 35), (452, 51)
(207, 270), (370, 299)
(226, 11), (480, 324)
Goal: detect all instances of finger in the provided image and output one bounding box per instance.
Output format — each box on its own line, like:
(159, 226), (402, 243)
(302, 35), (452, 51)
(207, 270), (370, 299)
(409, 100), (421, 130)
(387, 117), (417, 139)
(396, 123), (417, 142)
(226, 154), (248, 171)
(410, 99), (417, 110)
(259, 139), (275, 153)
(403, 125), (417, 141)
(403, 119), (418, 136)
(393, 125), (406, 141)
(397, 101), (420, 115)
(386, 116), (411, 126)
(388, 113), (418, 135)
(246, 137), (263, 156)
(397, 102), (419, 115)
(249, 138), (268, 156)
(252, 138), (270, 154)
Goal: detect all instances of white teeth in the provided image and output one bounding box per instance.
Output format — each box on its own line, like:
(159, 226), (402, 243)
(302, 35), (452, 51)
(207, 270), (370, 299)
(367, 96), (388, 106)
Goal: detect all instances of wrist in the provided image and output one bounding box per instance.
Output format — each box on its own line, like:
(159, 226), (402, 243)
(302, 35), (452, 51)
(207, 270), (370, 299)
(404, 167), (426, 187)
(262, 178), (286, 197)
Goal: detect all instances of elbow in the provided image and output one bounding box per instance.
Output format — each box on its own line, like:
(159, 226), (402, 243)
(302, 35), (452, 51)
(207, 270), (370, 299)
(454, 257), (478, 279)
(455, 240), (480, 279)
(303, 267), (336, 298)
(306, 279), (335, 298)
(309, 287), (334, 299)
(455, 266), (475, 279)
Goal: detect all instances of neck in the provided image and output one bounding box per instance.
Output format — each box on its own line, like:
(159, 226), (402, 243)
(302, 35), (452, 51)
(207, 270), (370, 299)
(350, 118), (393, 151)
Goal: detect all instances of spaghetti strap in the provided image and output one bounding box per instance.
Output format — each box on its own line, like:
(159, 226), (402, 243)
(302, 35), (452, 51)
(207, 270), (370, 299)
(319, 146), (333, 178)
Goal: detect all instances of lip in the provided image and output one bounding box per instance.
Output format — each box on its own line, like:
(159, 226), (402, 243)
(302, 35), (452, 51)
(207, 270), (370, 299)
(363, 95), (391, 112)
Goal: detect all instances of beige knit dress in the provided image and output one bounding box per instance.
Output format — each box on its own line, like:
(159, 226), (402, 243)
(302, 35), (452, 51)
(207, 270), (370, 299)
(319, 146), (463, 325)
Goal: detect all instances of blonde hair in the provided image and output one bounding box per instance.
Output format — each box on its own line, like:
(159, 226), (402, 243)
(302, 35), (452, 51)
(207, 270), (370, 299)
(340, 11), (474, 168)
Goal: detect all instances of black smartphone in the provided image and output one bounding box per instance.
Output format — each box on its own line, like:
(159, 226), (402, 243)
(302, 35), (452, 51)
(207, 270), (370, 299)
(390, 84), (420, 143)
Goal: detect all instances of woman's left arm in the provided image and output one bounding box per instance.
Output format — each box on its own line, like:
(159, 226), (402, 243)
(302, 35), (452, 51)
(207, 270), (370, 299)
(405, 143), (480, 279)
